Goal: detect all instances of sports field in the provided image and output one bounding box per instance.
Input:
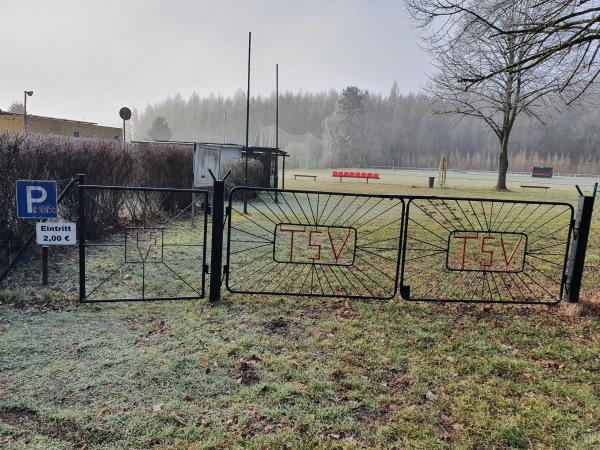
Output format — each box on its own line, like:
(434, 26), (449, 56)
(286, 168), (599, 195)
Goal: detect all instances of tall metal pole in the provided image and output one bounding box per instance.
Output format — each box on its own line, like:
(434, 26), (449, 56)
(276, 64), (280, 191)
(244, 32), (251, 214)
(24, 91), (33, 131)
(78, 174), (86, 302)
(24, 92), (27, 131)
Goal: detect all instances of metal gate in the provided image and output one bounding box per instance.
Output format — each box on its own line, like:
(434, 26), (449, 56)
(75, 181), (584, 305)
(226, 188), (575, 304)
(226, 188), (404, 299)
(79, 183), (208, 302)
(401, 197), (573, 304)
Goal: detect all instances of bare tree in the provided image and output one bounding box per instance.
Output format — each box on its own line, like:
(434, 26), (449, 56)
(406, 0), (600, 99)
(407, 0), (575, 189)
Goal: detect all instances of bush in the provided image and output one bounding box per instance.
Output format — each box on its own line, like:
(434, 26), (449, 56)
(0, 132), (193, 266)
(221, 157), (265, 197)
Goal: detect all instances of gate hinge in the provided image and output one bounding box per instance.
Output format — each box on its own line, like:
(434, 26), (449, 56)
(204, 264), (209, 274)
(207, 205), (212, 215)
(223, 265), (229, 274)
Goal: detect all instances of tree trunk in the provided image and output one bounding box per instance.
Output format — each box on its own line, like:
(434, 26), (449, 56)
(496, 137), (509, 190)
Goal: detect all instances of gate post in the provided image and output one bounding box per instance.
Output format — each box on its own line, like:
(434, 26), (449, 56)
(209, 170), (230, 302)
(564, 193), (594, 303)
(78, 174), (86, 302)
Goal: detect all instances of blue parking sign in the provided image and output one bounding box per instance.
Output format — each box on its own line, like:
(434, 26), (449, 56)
(16, 180), (58, 218)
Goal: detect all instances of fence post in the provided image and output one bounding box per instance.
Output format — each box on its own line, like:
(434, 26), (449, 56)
(209, 170), (230, 302)
(42, 246), (49, 285)
(564, 192), (594, 303)
(78, 174), (86, 302)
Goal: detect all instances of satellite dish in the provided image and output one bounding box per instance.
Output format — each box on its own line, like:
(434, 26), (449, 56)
(119, 107), (132, 121)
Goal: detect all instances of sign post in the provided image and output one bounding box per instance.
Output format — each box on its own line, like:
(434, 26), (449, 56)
(15, 180), (75, 286)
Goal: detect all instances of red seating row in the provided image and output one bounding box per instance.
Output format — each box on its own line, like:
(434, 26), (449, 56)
(332, 171), (380, 182)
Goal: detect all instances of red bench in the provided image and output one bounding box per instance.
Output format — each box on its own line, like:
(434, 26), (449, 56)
(332, 171), (380, 183)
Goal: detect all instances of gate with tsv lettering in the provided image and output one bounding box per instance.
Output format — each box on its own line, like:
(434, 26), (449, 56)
(79, 184), (208, 303)
(77, 180), (585, 304)
(226, 188), (574, 304)
(401, 197), (573, 304)
(226, 188), (404, 299)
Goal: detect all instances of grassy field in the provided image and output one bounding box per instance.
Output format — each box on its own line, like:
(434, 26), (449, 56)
(294, 168), (599, 195)
(1, 178), (599, 449)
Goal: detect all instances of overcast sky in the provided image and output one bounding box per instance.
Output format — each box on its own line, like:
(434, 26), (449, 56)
(1, 0), (429, 128)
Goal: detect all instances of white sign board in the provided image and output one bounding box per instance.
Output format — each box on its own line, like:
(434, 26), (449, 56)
(36, 223), (76, 245)
(193, 144), (221, 187)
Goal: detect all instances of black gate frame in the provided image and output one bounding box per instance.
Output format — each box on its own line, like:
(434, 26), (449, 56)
(73, 178), (594, 305)
(221, 187), (583, 305)
(78, 178), (209, 303)
(224, 187), (405, 300)
(399, 196), (574, 305)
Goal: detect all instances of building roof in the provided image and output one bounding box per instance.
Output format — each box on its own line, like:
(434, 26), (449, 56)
(0, 110), (108, 127)
(134, 140), (288, 157)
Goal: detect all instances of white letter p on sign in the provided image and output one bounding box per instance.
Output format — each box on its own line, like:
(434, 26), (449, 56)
(26, 186), (47, 213)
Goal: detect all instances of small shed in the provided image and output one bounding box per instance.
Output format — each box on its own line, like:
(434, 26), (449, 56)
(193, 143), (288, 188)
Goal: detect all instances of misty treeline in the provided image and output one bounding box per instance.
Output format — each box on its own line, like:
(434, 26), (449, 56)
(132, 83), (600, 174)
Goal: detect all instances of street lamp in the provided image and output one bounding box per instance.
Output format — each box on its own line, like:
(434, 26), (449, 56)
(24, 91), (33, 131)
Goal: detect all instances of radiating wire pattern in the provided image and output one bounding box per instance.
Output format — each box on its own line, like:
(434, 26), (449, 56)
(226, 188), (404, 299)
(401, 198), (573, 304)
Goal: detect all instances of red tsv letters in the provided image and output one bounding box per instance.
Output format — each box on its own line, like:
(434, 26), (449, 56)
(449, 232), (526, 272)
(275, 224), (356, 265)
(126, 228), (162, 263)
